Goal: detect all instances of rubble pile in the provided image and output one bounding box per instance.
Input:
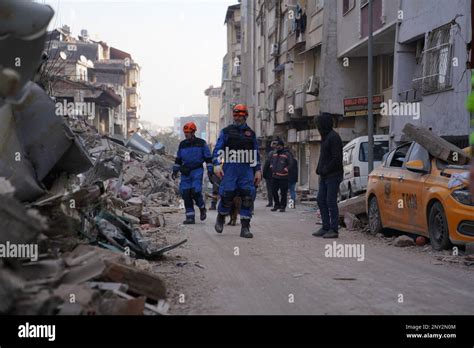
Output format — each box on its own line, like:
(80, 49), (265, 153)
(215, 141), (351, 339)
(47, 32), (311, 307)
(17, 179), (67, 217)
(0, 119), (185, 314)
(0, 0), (189, 315)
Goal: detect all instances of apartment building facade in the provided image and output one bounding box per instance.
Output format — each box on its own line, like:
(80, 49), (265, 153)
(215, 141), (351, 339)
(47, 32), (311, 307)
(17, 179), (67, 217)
(392, 0), (471, 147)
(204, 86), (222, 150)
(220, 0), (472, 192)
(45, 26), (141, 137)
(220, 4), (243, 128)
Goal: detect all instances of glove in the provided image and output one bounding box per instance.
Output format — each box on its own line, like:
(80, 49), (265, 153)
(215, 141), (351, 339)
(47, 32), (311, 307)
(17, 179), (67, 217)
(214, 165), (224, 179)
(172, 171), (178, 180)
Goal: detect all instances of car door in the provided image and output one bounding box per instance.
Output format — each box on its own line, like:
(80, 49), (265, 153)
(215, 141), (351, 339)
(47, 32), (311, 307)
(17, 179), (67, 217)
(398, 142), (431, 235)
(383, 142), (413, 230)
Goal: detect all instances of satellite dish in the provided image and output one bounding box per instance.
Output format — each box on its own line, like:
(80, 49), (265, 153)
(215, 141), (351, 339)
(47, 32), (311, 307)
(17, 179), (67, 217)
(59, 51), (67, 60)
(80, 55), (87, 63)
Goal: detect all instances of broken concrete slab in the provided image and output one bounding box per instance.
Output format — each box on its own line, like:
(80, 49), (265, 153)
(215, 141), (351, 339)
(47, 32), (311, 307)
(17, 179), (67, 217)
(0, 104), (46, 201)
(338, 195), (366, 217)
(98, 296), (146, 315)
(402, 123), (470, 165)
(393, 235), (415, 247)
(100, 260), (166, 301)
(12, 83), (93, 181)
(0, 195), (45, 244)
(0, 268), (24, 313)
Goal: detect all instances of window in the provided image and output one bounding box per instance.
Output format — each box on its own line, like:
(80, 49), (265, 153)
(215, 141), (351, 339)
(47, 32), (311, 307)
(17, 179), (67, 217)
(359, 141), (390, 162)
(388, 143), (411, 168)
(382, 55), (394, 90)
(360, 0), (382, 38)
(343, 147), (354, 166)
(316, 0), (324, 11)
(235, 26), (241, 44)
(420, 24), (454, 94)
(343, 0), (355, 15)
(406, 143), (431, 172)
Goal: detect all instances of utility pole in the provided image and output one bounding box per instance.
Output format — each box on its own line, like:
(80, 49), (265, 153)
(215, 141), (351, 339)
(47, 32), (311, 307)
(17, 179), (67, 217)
(367, 0), (374, 173)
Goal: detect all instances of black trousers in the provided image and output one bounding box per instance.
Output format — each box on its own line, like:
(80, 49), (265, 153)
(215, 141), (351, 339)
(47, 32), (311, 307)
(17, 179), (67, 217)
(265, 178), (273, 204)
(272, 178), (289, 209)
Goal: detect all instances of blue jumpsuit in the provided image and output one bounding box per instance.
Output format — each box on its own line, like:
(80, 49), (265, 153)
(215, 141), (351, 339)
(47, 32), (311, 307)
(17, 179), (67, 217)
(212, 123), (261, 220)
(173, 137), (213, 218)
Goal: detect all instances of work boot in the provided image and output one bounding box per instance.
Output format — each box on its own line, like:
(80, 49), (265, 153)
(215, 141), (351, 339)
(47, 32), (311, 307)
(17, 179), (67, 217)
(215, 213), (225, 233)
(183, 216), (195, 225)
(240, 219), (253, 238)
(200, 207), (207, 221)
(271, 206), (279, 212)
(266, 202), (273, 207)
(209, 201), (217, 210)
(323, 229), (339, 239)
(279, 208), (286, 212)
(312, 227), (328, 237)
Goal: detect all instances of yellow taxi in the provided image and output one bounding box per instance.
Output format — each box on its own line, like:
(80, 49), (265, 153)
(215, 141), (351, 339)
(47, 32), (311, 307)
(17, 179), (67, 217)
(366, 141), (473, 250)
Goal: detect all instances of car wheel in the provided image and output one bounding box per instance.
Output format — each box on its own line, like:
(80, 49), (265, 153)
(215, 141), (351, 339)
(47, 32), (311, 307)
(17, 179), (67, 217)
(368, 196), (383, 235)
(428, 202), (452, 251)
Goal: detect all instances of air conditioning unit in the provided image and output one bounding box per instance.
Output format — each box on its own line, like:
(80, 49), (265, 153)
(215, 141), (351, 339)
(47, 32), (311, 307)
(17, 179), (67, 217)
(270, 44), (279, 57)
(306, 75), (320, 96)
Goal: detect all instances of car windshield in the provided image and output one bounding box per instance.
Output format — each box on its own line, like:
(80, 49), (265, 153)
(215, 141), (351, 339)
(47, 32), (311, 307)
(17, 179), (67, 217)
(359, 141), (389, 162)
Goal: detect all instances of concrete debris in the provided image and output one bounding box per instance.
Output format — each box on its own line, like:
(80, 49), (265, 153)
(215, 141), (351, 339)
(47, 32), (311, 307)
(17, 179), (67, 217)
(393, 235), (416, 247)
(0, 0), (188, 316)
(343, 212), (364, 230)
(338, 195), (366, 217)
(402, 123), (470, 165)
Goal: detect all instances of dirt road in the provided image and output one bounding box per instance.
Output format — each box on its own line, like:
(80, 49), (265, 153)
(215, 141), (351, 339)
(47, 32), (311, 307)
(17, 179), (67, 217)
(157, 199), (474, 315)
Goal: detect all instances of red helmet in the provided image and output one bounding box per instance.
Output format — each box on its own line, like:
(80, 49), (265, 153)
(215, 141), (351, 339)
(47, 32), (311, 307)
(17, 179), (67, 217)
(183, 122), (197, 133)
(233, 104), (248, 117)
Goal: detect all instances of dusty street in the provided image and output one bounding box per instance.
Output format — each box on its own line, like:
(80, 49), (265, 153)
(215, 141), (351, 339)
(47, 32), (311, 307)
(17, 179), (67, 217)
(157, 199), (474, 315)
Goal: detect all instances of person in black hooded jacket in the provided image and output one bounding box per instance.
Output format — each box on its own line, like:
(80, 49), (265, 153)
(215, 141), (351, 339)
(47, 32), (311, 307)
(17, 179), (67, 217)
(312, 113), (343, 238)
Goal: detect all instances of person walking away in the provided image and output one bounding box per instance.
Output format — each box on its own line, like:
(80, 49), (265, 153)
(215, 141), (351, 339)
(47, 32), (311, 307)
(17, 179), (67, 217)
(312, 113), (343, 238)
(270, 140), (292, 212)
(263, 140), (277, 207)
(288, 155), (298, 208)
(172, 122), (214, 224)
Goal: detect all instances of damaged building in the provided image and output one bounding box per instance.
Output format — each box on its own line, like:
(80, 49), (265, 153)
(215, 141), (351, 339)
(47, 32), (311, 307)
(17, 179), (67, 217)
(0, 0), (184, 316)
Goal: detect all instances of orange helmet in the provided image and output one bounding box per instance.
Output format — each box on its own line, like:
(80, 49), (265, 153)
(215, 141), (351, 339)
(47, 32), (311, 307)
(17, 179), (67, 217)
(233, 104), (248, 117)
(183, 122), (197, 133)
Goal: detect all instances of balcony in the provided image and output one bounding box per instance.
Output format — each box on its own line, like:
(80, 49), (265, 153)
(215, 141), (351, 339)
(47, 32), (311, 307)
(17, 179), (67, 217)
(275, 96), (288, 124)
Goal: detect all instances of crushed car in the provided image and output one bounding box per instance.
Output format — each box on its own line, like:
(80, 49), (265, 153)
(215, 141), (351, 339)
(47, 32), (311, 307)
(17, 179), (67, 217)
(366, 139), (473, 250)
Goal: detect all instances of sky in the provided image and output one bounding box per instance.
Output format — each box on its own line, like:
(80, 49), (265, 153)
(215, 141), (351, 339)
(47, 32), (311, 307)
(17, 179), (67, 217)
(40, 0), (236, 127)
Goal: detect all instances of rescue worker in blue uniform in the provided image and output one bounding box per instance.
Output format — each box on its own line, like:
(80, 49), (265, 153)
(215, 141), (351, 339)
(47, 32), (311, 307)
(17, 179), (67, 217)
(172, 122), (213, 224)
(213, 104), (262, 238)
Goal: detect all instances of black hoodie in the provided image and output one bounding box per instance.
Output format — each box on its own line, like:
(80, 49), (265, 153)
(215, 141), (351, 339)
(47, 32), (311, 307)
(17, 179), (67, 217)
(315, 113), (343, 178)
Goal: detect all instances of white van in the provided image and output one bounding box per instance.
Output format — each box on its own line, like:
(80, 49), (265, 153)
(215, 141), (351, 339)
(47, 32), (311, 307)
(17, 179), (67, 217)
(339, 135), (390, 200)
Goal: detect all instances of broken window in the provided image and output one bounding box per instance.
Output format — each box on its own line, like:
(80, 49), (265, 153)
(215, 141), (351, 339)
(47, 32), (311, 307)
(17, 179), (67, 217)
(406, 142), (431, 172)
(418, 24), (454, 94)
(388, 143), (411, 168)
